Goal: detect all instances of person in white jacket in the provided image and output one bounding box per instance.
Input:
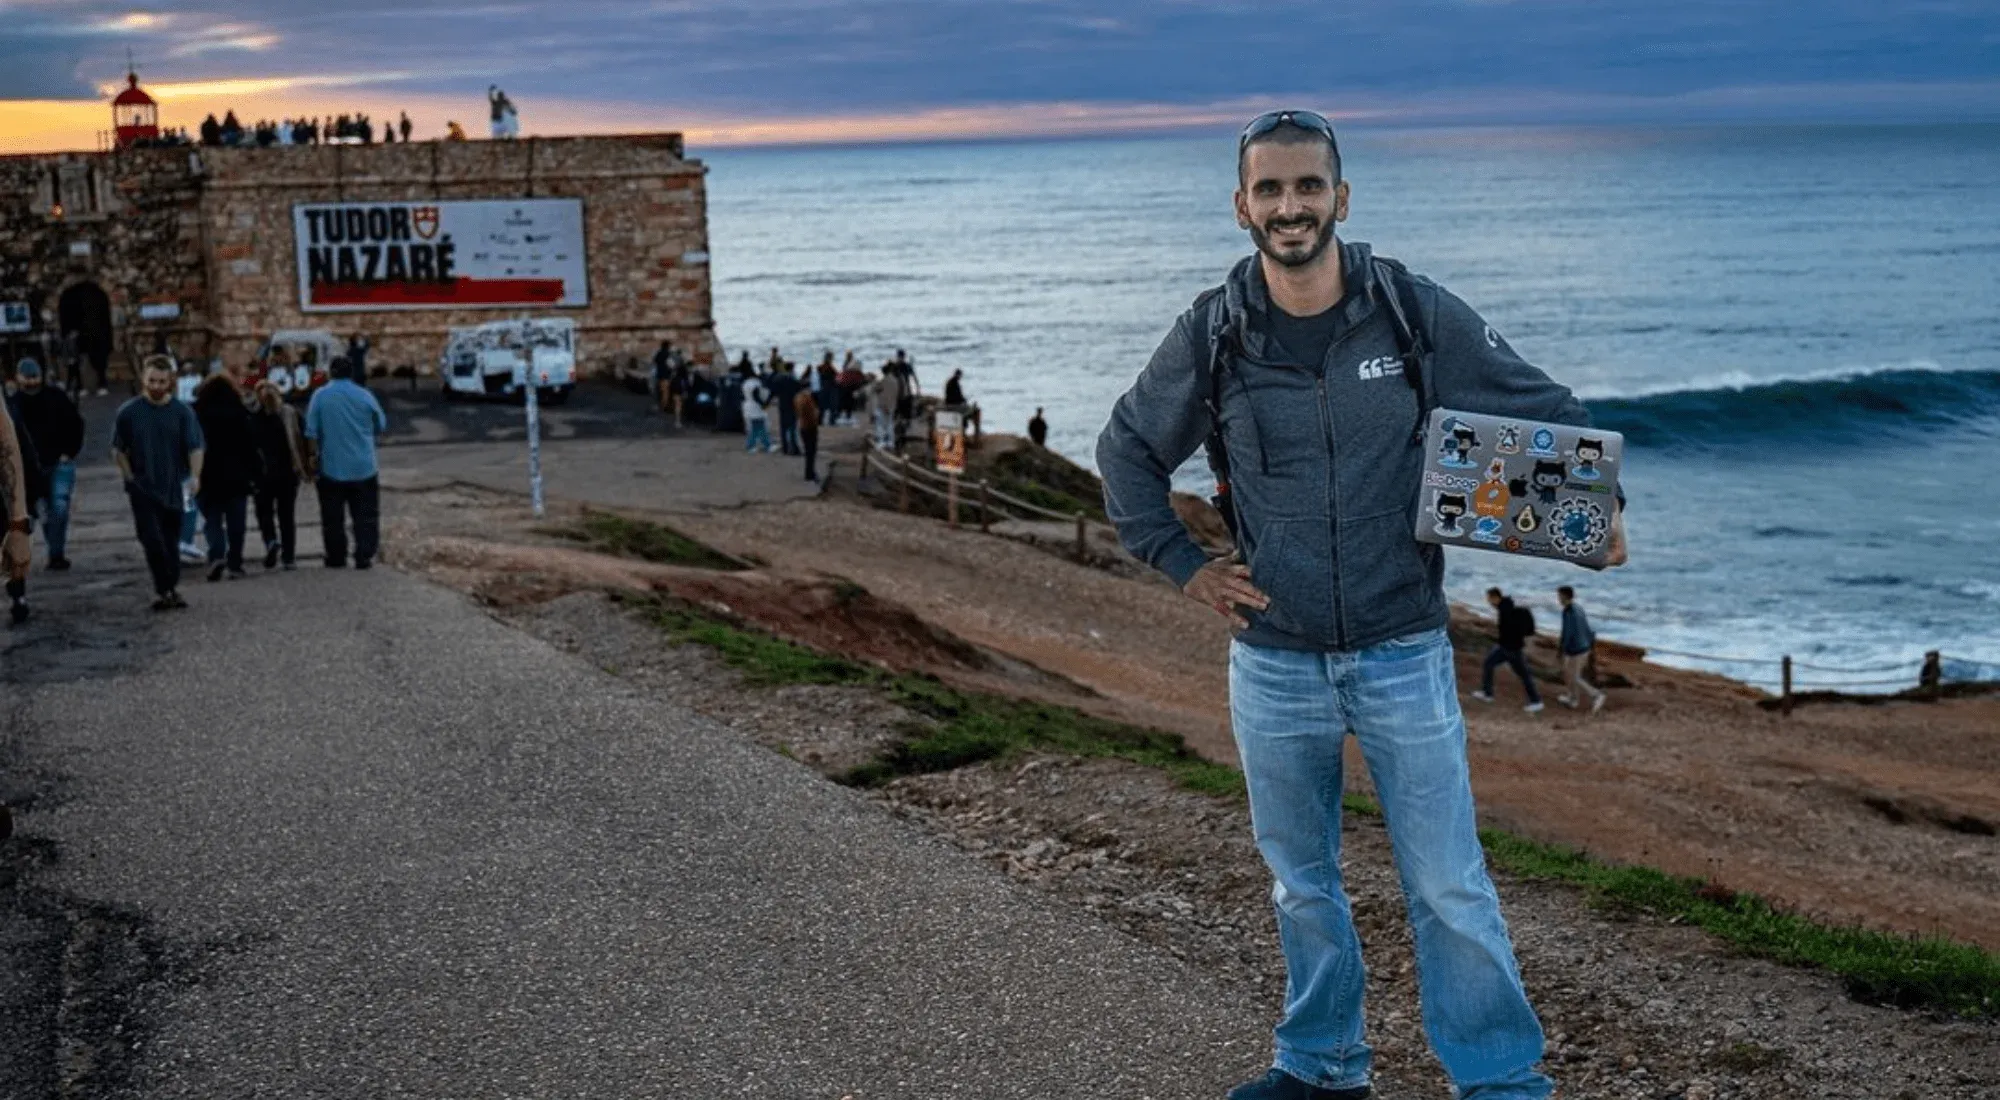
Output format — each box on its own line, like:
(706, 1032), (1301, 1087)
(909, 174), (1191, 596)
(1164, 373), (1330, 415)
(741, 374), (773, 453)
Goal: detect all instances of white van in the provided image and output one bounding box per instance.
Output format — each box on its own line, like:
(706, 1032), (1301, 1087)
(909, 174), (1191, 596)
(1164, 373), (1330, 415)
(439, 318), (576, 404)
(250, 329), (343, 401)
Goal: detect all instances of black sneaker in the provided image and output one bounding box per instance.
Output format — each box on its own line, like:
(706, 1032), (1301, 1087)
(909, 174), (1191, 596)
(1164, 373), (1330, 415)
(167, 590), (188, 610)
(207, 562), (226, 583)
(324, 559), (347, 569)
(1227, 1068), (1371, 1100)
(151, 594), (175, 612)
(354, 559), (372, 571)
(263, 543), (281, 569)
(47, 556), (70, 571)
(8, 598), (27, 625)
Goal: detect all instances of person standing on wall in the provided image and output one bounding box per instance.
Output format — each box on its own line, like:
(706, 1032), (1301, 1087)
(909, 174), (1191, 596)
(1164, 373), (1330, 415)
(11, 358), (84, 571)
(304, 358), (387, 570)
(113, 357), (204, 610)
(250, 380), (308, 570)
(1097, 110), (1625, 1100)
(1555, 585), (1607, 714)
(1027, 407), (1048, 448)
(1473, 587), (1545, 714)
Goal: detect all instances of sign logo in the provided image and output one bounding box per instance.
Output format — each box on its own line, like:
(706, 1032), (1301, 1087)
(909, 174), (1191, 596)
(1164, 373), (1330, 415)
(1356, 355), (1403, 382)
(412, 206), (440, 240)
(1527, 428), (1559, 458)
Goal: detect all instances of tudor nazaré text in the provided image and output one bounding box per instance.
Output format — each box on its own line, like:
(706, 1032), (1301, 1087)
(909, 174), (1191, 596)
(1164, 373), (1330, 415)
(300, 206), (457, 286)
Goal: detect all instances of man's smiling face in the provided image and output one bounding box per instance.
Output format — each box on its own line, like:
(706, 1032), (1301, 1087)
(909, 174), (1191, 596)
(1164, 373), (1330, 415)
(1235, 138), (1348, 269)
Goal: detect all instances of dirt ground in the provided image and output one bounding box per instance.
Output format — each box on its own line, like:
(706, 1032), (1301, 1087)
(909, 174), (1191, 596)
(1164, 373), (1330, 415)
(371, 465), (1997, 1097)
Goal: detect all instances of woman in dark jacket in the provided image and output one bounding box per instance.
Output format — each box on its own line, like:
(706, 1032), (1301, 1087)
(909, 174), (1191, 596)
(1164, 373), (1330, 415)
(192, 371), (262, 581)
(250, 380), (308, 569)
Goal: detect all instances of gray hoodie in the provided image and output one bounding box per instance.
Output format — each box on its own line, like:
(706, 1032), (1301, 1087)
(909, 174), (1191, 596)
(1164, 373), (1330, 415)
(1097, 241), (1594, 653)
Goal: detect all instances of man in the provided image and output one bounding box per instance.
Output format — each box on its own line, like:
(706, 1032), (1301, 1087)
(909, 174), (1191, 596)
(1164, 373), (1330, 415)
(113, 357), (204, 611)
(1556, 585), (1606, 714)
(652, 340), (677, 414)
(304, 357), (387, 569)
(795, 387), (821, 483)
(766, 361), (803, 457)
(943, 368), (967, 408)
(12, 358), (85, 570)
(1098, 110), (1625, 1100)
(3, 383), (42, 624)
(345, 333), (371, 390)
(1474, 587), (1544, 714)
(398, 111), (413, 143)
(1027, 407), (1048, 448)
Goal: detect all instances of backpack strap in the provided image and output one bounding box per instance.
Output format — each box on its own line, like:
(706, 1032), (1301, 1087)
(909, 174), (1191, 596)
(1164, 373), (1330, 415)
(1195, 288), (1243, 544)
(1370, 256), (1434, 444)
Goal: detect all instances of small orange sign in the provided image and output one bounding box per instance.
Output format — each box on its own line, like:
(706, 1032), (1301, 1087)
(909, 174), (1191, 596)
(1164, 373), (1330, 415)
(933, 410), (966, 475)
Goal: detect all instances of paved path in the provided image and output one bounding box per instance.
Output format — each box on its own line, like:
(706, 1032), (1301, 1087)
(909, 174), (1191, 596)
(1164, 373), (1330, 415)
(2, 430), (1267, 1098)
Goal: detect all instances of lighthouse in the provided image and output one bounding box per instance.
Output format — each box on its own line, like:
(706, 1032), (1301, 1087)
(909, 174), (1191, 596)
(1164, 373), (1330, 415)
(111, 71), (159, 148)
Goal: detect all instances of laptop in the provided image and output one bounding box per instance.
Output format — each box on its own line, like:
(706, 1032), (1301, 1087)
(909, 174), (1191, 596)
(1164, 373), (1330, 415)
(1413, 408), (1623, 567)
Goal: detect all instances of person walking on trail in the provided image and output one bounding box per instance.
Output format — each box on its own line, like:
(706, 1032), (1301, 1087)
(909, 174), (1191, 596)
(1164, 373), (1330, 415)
(12, 358), (84, 571)
(1556, 585), (1606, 714)
(1474, 587), (1545, 713)
(1096, 109), (1626, 1100)
(192, 370), (262, 582)
(3, 386), (42, 624)
(794, 388), (821, 483)
(114, 357), (204, 611)
(304, 358), (387, 570)
(250, 380), (308, 570)
(741, 371), (773, 453)
(1027, 407), (1048, 448)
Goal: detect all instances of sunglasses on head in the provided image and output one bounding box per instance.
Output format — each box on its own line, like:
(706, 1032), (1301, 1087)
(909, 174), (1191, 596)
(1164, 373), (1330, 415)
(1238, 109), (1338, 152)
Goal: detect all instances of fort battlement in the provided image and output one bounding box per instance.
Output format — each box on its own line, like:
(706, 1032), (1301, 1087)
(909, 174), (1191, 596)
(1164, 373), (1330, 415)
(1, 134), (717, 381)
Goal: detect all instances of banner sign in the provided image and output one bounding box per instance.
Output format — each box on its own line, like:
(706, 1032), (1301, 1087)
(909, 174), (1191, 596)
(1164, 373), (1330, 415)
(933, 409), (966, 475)
(292, 199), (588, 312)
(1, 302), (30, 334)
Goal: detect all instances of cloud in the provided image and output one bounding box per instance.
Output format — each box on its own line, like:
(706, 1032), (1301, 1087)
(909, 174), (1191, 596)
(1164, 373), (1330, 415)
(2, 0), (1997, 146)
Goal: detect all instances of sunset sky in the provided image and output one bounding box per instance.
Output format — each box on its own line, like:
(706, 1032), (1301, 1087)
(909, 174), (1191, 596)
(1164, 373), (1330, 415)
(5, 0), (2000, 153)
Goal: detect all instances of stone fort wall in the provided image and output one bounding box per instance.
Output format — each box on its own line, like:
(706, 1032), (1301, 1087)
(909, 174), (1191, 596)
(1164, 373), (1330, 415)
(1, 134), (717, 382)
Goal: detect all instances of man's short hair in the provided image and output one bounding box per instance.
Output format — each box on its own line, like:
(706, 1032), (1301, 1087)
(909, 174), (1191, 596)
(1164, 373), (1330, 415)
(1486, 586), (1504, 600)
(140, 354), (174, 375)
(1558, 585), (1575, 600)
(328, 356), (353, 379)
(1238, 120), (1342, 186)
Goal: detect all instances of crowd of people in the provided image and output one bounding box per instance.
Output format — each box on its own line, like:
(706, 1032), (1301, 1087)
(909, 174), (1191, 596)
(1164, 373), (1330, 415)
(0, 351), (386, 622)
(196, 110), (418, 147)
(649, 343), (985, 485)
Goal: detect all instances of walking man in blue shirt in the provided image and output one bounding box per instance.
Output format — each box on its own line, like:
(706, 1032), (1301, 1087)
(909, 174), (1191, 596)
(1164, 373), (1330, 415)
(304, 357), (387, 569)
(1098, 110), (1626, 1100)
(1556, 585), (1606, 714)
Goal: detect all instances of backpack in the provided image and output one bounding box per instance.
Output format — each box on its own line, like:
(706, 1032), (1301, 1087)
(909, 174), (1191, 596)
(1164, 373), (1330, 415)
(1505, 603), (1537, 639)
(1200, 257), (1433, 541)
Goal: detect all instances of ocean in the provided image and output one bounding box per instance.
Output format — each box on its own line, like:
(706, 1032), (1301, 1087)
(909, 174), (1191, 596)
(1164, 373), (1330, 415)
(703, 125), (2000, 690)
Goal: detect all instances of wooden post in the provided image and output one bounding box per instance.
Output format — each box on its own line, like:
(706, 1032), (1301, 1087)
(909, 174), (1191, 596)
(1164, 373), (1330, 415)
(979, 480), (991, 534)
(1074, 511), (1087, 562)
(947, 473), (960, 530)
(1781, 655), (1793, 716)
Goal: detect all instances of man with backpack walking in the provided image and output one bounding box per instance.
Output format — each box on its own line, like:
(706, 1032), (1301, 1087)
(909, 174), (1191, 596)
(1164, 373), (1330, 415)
(1098, 110), (1625, 1100)
(1474, 587), (1545, 713)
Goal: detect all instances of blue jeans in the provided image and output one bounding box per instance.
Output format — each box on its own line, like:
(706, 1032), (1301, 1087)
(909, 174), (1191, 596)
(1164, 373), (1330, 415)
(39, 459), (76, 559)
(1480, 646), (1542, 705)
(1229, 630), (1550, 1099)
(745, 418), (771, 452)
(201, 493), (249, 571)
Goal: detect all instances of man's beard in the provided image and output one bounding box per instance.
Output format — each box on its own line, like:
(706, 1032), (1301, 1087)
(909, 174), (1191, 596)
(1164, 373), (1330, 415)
(1250, 214), (1336, 269)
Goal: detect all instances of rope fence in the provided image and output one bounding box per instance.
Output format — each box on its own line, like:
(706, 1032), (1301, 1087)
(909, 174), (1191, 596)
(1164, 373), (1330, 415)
(857, 442), (1108, 560)
(1634, 642), (1996, 713)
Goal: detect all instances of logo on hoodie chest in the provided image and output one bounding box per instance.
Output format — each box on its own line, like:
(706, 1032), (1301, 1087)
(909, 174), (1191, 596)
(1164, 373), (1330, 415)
(1355, 354), (1404, 382)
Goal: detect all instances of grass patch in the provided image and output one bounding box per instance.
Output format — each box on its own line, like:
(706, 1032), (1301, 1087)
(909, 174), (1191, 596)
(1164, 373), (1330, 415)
(612, 586), (2000, 1020)
(1478, 829), (2000, 1018)
(558, 511), (747, 570)
(990, 475), (1106, 523)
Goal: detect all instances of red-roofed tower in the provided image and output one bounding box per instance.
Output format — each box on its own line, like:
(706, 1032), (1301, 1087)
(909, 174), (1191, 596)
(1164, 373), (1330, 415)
(112, 71), (159, 148)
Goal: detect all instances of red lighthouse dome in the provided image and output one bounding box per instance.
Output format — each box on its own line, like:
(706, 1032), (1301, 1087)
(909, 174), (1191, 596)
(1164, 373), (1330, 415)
(112, 71), (159, 148)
